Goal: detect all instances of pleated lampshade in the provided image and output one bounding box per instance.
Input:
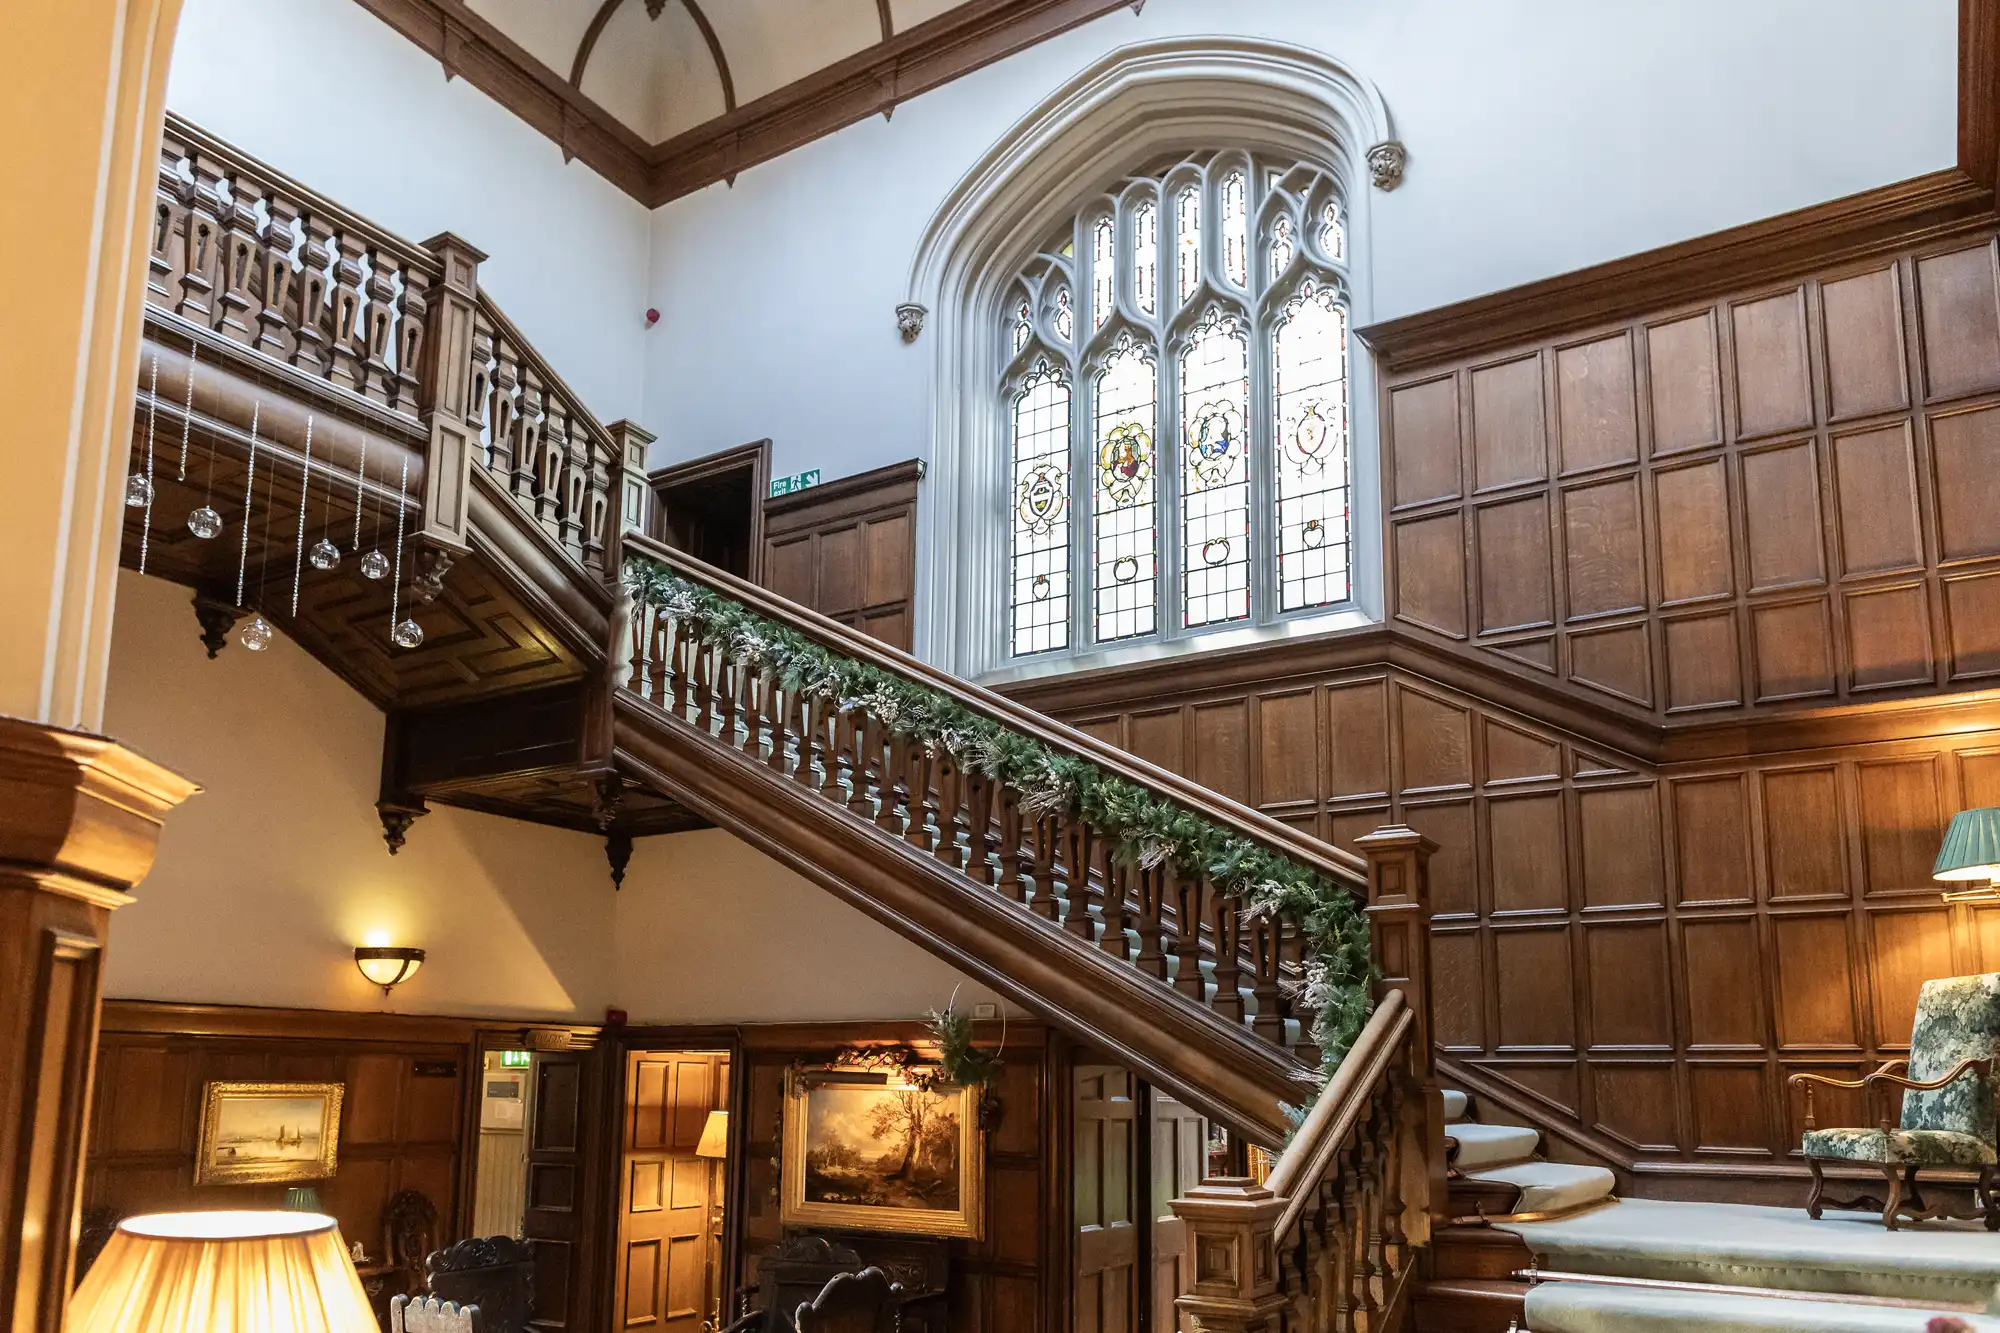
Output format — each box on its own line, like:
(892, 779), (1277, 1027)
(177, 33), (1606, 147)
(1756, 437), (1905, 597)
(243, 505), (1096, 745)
(1935, 808), (2000, 881)
(68, 1211), (377, 1333)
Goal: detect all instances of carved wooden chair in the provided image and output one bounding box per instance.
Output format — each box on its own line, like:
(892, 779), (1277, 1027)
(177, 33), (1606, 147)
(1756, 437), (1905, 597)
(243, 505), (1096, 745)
(425, 1236), (535, 1333)
(382, 1188), (438, 1295)
(391, 1293), (480, 1333)
(793, 1268), (903, 1333)
(1791, 972), (1999, 1230)
(720, 1236), (866, 1333)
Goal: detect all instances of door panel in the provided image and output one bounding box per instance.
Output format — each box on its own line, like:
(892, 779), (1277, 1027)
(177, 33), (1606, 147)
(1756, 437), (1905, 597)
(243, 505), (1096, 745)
(523, 1050), (596, 1333)
(614, 1051), (728, 1333)
(1074, 1066), (1140, 1333)
(1149, 1090), (1206, 1333)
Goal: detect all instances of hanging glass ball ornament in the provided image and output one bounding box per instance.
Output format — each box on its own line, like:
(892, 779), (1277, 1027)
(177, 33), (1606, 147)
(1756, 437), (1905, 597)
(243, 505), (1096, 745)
(308, 537), (341, 571)
(239, 614), (273, 652)
(359, 549), (390, 580)
(187, 505), (223, 540)
(124, 473), (153, 508)
(391, 618), (425, 649)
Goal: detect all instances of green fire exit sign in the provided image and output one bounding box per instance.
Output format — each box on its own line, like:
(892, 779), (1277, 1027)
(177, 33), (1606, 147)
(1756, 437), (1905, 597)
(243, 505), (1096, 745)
(769, 469), (821, 498)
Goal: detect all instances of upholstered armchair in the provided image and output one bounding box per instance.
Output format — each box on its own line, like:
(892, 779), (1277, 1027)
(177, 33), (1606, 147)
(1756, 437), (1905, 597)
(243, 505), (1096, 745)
(1791, 972), (1999, 1230)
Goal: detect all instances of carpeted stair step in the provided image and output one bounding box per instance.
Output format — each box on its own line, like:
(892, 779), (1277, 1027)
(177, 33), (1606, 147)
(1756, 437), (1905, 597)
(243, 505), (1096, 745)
(1444, 1087), (1470, 1121)
(1450, 1121), (1541, 1169)
(1524, 1280), (2000, 1333)
(1459, 1160), (1616, 1215)
(1501, 1198), (2000, 1310)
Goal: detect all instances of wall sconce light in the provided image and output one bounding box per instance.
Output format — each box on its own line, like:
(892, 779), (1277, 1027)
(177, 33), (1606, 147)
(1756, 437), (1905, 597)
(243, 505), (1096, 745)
(354, 945), (425, 994)
(1934, 807), (2000, 904)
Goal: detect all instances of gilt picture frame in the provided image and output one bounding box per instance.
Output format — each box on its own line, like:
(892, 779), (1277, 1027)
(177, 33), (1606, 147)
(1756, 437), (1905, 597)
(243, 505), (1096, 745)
(194, 1081), (344, 1185)
(780, 1067), (984, 1240)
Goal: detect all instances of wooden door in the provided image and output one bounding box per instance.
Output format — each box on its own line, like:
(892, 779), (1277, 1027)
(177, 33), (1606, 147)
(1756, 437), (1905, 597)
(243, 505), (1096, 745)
(521, 1048), (599, 1333)
(1149, 1090), (1206, 1333)
(1073, 1065), (1140, 1333)
(613, 1051), (728, 1333)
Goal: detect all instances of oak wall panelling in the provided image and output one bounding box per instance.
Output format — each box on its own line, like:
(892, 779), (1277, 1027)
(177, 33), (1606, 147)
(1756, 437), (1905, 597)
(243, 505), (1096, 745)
(1375, 231), (2000, 727)
(761, 461), (920, 652)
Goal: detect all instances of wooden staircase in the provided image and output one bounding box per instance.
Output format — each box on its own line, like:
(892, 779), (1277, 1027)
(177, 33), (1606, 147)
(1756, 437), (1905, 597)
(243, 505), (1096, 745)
(124, 111), (1450, 1332)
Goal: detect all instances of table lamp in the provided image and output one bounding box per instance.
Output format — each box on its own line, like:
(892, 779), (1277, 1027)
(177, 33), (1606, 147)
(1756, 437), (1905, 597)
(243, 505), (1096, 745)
(1934, 807), (2000, 904)
(69, 1211), (377, 1333)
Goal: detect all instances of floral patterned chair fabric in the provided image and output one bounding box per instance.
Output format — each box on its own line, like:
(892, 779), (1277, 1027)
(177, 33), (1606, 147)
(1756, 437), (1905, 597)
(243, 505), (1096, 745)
(1792, 972), (1999, 1229)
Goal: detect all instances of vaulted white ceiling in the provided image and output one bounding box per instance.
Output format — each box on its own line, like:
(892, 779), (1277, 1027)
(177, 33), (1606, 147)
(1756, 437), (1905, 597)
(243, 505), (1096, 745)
(463, 0), (977, 144)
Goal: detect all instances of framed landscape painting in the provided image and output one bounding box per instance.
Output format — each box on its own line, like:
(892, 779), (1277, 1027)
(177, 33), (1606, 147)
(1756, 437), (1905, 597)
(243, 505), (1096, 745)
(194, 1082), (344, 1185)
(780, 1068), (983, 1239)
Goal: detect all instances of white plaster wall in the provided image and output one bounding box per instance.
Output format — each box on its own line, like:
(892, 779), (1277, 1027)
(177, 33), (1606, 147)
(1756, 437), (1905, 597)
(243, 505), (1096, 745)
(167, 0), (651, 424)
(102, 571), (999, 1023)
(637, 0), (1957, 481)
(607, 829), (1008, 1025)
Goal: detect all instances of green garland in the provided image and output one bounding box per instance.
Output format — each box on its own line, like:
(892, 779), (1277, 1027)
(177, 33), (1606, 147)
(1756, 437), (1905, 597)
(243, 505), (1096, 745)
(624, 556), (1373, 1085)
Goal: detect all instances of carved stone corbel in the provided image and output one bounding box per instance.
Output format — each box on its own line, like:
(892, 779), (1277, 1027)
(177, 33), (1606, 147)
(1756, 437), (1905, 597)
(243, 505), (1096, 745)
(1367, 140), (1408, 191)
(895, 303), (927, 343)
(411, 545), (454, 604)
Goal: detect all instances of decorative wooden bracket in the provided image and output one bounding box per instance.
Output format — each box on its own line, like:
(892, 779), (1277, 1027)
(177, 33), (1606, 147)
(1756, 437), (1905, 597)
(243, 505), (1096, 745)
(377, 797), (428, 855)
(191, 591), (243, 659)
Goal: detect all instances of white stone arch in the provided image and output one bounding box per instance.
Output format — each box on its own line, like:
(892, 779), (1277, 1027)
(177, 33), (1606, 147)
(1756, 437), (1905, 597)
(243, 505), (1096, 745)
(905, 35), (1399, 677)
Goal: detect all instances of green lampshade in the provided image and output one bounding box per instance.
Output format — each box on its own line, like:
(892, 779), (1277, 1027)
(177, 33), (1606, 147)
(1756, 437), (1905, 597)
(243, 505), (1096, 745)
(1934, 807), (2000, 881)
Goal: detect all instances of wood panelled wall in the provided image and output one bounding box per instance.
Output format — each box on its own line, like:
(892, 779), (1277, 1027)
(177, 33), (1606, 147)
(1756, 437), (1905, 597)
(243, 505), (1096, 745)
(762, 462), (920, 652)
(85, 1005), (473, 1255)
(1027, 662), (2000, 1187)
(733, 1022), (1058, 1332)
(1383, 231), (2000, 720)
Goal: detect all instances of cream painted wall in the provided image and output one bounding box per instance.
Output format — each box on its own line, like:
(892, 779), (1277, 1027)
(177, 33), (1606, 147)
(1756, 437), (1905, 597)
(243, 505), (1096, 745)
(100, 570), (999, 1023)
(638, 0), (1958, 482)
(165, 0), (651, 425)
(609, 830), (1009, 1025)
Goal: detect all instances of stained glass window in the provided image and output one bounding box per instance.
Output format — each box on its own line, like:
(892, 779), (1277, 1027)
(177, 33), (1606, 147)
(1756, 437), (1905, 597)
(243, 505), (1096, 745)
(1133, 201), (1157, 316)
(1176, 186), (1201, 306)
(1179, 307), (1251, 628)
(1010, 359), (1072, 655)
(1092, 337), (1157, 642)
(1273, 281), (1350, 611)
(1221, 171), (1247, 288)
(999, 153), (1353, 661)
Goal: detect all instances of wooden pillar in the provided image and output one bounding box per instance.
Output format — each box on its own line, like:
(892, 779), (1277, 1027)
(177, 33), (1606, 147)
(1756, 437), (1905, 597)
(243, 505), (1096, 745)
(0, 718), (196, 1333)
(416, 232), (487, 554)
(1167, 1178), (1288, 1333)
(1356, 824), (1444, 1240)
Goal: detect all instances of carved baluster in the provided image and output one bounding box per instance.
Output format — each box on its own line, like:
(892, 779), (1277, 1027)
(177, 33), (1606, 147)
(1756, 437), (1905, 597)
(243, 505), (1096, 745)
(466, 319), (495, 465)
(1061, 822), (1096, 941)
(1251, 916), (1285, 1045)
(395, 266), (428, 412)
(489, 333), (520, 476)
(1133, 864), (1168, 978)
(536, 394), (567, 541)
(644, 616), (668, 705)
(292, 212), (334, 375)
(583, 442), (612, 572)
(818, 707), (846, 800)
(1030, 815), (1061, 920)
(693, 636), (717, 732)
(717, 655), (742, 746)
(965, 771), (997, 885)
(514, 365), (544, 505)
(1330, 1169), (1357, 1333)
(903, 741), (933, 852)
(1211, 885), (1244, 1021)
(764, 674), (787, 772)
(256, 192), (299, 359)
(561, 422), (589, 555)
(214, 174), (261, 343)
(878, 733), (909, 837)
(846, 711), (877, 818)
(149, 135), (189, 305)
(669, 621), (696, 718)
(934, 754), (965, 869)
(176, 152), (224, 325)
(327, 231), (368, 392)
(1098, 844), (1128, 961)
(997, 790), (1026, 903)
(791, 694), (820, 788)
(360, 250), (397, 403)
(1172, 874), (1205, 1000)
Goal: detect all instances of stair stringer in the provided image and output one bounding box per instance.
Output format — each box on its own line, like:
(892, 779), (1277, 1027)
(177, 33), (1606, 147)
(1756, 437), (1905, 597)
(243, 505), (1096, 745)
(610, 688), (1312, 1143)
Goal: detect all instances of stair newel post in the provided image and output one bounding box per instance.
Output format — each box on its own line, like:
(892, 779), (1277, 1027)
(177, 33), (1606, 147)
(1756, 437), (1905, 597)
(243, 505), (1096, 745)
(1211, 884), (1244, 1022)
(1061, 821), (1096, 941)
(1164, 1181), (1288, 1333)
(1251, 916), (1284, 1045)
(1031, 814), (1062, 921)
(997, 790), (1027, 903)
(1098, 842), (1128, 961)
(414, 233), (484, 554)
(1133, 863), (1168, 979)
(965, 770), (996, 886)
(1172, 872), (1205, 1000)
(1355, 824), (1443, 1242)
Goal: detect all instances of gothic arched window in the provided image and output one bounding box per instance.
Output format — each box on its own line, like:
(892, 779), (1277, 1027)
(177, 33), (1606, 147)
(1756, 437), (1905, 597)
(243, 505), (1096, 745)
(1002, 153), (1352, 658)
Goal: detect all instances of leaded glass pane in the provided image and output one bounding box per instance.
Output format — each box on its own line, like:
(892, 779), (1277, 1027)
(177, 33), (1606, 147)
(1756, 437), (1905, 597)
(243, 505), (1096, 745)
(1222, 171), (1247, 288)
(1133, 201), (1157, 316)
(1273, 281), (1350, 611)
(1176, 186), (1200, 306)
(1011, 297), (1032, 353)
(1091, 217), (1115, 330)
(1270, 215), (1294, 282)
(1010, 360), (1072, 655)
(1092, 338), (1157, 642)
(1052, 288), (1073, 343)
(1318, 199), (1345, 261)
(1179, 308), (1250, 628)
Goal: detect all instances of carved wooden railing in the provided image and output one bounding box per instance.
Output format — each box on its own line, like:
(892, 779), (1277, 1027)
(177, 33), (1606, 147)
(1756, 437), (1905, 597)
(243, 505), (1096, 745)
(1169, 828), (1441, 1333)
(613, 535), (1391, 1139)
(151, 114), (440, 415)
